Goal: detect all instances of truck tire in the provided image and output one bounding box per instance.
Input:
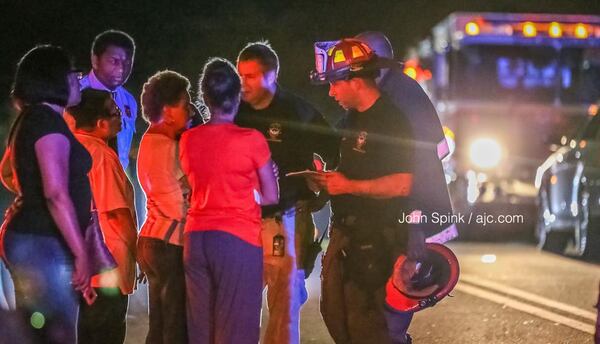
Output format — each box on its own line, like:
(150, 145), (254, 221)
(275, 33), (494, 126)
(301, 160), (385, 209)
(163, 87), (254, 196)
(539, 230), (569, 254)
(584, 216), (600, 261)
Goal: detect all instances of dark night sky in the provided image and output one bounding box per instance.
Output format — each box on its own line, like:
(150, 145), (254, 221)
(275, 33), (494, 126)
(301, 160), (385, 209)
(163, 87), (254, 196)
(1, 0), (599, 125)
(0, 0), (597, 210)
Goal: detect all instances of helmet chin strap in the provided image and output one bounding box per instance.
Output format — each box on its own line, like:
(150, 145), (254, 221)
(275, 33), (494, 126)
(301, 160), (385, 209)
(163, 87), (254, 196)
(418, 295), (441, 309)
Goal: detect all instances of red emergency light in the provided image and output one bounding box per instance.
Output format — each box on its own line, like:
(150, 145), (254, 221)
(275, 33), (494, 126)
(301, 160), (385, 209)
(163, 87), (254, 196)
(403, 59), (432, 82)
(462, 16), (597, 40)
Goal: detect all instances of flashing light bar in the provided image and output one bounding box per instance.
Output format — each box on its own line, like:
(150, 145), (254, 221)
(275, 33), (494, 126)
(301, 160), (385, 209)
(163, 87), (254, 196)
(462, 19), (597, 39)
(574, 23), (589, 39)
(522, 22), (537, 37)
(402, 59), (432, 81)
(548, 22), (562, 38)
(465, 21), (480, 36)
(404, 66), (417, 79)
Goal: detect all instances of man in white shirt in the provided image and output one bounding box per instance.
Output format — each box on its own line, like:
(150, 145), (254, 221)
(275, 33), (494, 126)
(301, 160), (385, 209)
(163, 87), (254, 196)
(80, 30), (137, 171)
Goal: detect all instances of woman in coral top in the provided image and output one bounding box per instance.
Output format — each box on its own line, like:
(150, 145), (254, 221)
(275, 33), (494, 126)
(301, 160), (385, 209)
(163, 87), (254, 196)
(179, 58), (278, 344)
(137, 70), (193, 344)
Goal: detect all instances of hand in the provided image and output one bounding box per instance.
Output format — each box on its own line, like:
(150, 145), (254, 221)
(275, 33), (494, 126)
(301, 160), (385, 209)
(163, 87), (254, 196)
(72, 254), (95, 304)
(406, 228), (426, 261)
(310, 172), (353, 195)
(72, 254), (92, 291)
(82, 287), (98, 306)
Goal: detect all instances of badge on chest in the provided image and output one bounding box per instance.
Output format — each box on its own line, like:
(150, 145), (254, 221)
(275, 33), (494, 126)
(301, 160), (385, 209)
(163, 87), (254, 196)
(353, 130), (368, 153)
(267, 122), (282, 142)
(124, 105), (132, 118)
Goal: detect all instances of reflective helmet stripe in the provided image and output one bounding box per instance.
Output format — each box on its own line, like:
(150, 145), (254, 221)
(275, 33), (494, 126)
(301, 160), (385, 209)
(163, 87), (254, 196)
(437, 138), (450, 160)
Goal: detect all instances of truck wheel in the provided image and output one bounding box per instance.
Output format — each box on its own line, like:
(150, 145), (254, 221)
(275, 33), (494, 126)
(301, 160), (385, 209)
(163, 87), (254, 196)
(535, 186), (549, 243)
(538, 230), (568, 254)
(584, 216), (600, 261)
(536, 182), (564, 251)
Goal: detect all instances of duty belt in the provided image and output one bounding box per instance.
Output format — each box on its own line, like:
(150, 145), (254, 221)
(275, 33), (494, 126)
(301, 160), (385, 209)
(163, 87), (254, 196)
(262, 205), (295, 222)
(333, 215), (386, 231)
(334, 215), (359, 227)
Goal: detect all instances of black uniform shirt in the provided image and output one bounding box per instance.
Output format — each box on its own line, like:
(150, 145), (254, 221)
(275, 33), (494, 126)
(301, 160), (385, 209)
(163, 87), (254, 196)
(235, 87), (337, 215)
(332, 95), (413, 226)
(380, 68), (453, 235)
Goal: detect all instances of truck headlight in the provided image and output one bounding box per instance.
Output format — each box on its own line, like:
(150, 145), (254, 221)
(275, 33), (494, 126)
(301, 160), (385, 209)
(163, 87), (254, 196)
(469, 138), (502, 169)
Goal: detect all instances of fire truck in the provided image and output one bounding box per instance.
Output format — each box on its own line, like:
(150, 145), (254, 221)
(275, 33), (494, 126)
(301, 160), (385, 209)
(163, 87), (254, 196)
(407, 12), (600, 238)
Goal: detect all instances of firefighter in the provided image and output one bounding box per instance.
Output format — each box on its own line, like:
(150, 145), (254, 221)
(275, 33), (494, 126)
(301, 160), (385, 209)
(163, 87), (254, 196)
(355, 31), (456, 243)
(310, 38), (422, 344)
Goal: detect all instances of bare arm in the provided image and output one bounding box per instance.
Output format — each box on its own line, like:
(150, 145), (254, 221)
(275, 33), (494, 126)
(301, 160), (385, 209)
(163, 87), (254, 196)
(257, 159), (279, 206)
(312, 171), (412, 199)
(313, 171), (424, 258)
(35, 134), (91, 290)
(0, 148), (17, 194)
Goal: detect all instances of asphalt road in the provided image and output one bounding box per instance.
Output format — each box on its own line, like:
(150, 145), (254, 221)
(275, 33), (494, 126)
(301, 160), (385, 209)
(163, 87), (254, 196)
(125, 242), (599, 344)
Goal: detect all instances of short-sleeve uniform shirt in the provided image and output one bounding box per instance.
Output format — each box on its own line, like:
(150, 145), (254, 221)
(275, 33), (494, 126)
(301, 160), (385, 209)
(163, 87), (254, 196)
(235, 87), (337, 215)
(380, 68), (453, 235)
(333, 96), (413, 226)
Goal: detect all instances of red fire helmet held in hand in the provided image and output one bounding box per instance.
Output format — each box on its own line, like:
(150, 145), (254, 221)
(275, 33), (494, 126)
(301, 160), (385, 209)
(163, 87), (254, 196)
(385, 243), (460, 312)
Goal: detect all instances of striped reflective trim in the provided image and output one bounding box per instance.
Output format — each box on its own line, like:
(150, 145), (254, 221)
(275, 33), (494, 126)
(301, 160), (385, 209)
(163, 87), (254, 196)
(426, 224), (459, 244)
(334, 49), (346, 63)
(437, 138), (450, 160)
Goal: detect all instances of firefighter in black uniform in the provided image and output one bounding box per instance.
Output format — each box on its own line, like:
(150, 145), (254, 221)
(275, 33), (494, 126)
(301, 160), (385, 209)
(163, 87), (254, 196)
(310, 38), (422, 344)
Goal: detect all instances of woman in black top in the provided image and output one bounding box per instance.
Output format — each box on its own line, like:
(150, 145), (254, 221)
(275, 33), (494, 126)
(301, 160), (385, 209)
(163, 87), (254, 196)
(1, 45), (94, 343)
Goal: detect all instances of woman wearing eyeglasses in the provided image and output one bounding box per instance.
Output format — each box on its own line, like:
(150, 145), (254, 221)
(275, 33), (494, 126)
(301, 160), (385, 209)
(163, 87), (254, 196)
(68, 88), (138, 344)
(136, 70), (193, 344)
(1, 45), (94, 343)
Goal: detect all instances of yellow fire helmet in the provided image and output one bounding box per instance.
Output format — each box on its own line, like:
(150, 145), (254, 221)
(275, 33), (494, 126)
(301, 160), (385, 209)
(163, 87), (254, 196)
(310, 38), (379, 84)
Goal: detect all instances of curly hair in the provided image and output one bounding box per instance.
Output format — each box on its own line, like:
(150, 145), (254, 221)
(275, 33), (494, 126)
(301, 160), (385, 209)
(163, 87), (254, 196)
(141, 70), (191, 123)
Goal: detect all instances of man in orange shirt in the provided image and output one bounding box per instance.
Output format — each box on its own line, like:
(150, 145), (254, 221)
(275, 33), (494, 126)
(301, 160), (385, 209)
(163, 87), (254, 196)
(68, 88), (138, 344)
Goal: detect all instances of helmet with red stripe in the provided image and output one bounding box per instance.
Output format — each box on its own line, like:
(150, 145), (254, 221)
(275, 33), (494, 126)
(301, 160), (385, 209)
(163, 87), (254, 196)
(385, 243), (460, 312)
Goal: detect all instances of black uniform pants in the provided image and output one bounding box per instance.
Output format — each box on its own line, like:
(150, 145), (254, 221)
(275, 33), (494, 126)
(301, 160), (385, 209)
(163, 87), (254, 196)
(320, 227), (413, 344)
